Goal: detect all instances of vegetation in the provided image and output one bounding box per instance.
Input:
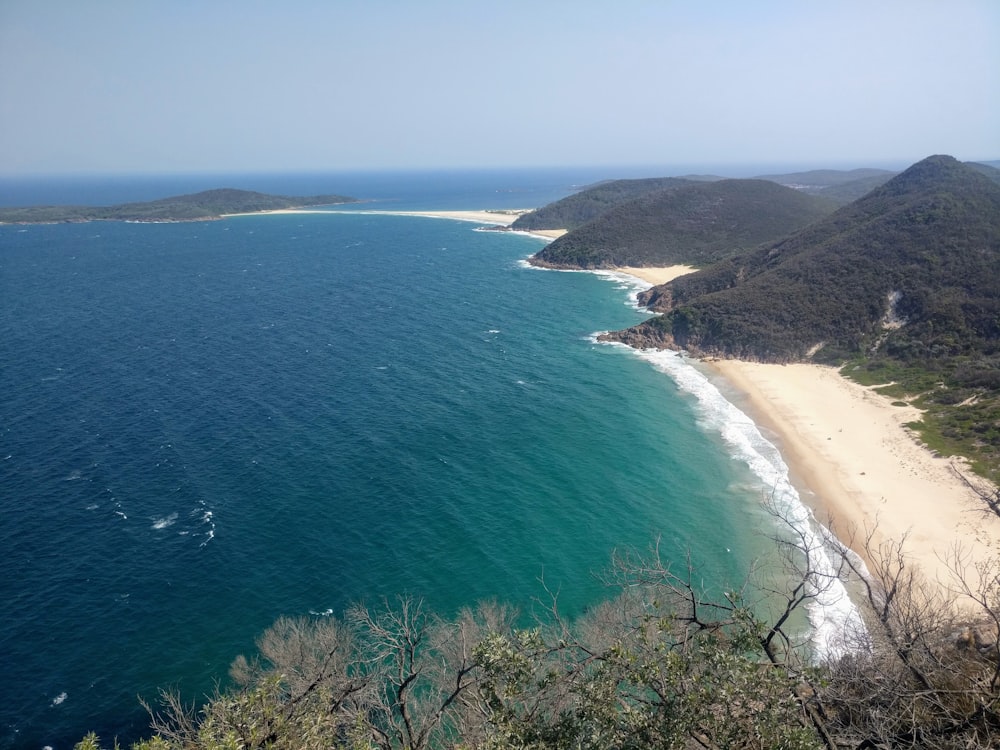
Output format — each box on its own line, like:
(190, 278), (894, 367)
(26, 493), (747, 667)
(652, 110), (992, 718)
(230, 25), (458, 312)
(531, 179), (835, 269)
(604, 156), (1000, 482)
(78, 506), (1000, 749)
(512, 164), (995, 237)
(0, 188), (358, 223)
(510, 177), (698, 231)
(969, 162), (1000, 185)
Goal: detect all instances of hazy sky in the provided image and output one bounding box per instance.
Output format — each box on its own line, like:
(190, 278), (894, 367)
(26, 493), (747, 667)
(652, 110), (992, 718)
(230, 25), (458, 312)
(1, 0), (997, 175)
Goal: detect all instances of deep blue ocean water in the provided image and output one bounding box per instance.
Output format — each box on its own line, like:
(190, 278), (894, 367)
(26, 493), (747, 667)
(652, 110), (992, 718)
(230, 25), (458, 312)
(0, 171), (847, 748)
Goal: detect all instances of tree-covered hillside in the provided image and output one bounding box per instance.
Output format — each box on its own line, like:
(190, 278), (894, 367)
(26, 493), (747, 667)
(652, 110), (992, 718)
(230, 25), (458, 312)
(606, 155), (1000, 480)
(510, 176), (697, 231)
(0, 188), (357, 223)
(969, 161), (1000, 184)
(531, 179), (836, 269)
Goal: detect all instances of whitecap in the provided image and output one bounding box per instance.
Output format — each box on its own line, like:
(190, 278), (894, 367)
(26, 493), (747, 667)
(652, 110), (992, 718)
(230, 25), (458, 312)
(51, 692), (67, 706)
(152, 512), (178, 530)
(601, 340), (867, 661)
(199, 510), (217, 547)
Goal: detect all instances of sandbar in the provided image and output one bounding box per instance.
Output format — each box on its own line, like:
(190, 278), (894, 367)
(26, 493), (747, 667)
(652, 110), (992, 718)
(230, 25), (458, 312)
(225, 207), (571, 240)
(358, 210), (568, 240)
(708, 359), (1000, 593)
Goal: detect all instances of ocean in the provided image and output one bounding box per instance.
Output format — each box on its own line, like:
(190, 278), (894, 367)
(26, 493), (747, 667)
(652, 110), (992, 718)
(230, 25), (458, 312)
(0, 170), (855, 748)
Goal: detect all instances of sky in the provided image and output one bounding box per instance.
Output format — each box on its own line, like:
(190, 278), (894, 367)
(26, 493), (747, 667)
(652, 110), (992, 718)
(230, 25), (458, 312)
(0, 0), (998, 176)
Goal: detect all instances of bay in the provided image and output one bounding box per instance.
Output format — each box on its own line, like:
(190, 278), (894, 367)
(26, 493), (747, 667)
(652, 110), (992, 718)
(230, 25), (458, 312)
(1, 176), (777, 748)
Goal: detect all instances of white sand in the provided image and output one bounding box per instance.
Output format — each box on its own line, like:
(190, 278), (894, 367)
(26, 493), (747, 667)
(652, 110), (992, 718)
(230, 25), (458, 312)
(365, 210), (568, 239)
(709, 360), (1000, 591)
(224, 207), (572, 240)
(365, 209), (527, 224)
(603, 262), (998, 593)
(618, 265), (697, 285)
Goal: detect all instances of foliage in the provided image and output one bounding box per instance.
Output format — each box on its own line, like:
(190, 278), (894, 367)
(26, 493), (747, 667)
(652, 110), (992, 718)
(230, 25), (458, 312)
(510, 177), (698, 231)
(79, 503), (1000, 749)
(531, 179), (835, 269)
(0, 188), (357, 223)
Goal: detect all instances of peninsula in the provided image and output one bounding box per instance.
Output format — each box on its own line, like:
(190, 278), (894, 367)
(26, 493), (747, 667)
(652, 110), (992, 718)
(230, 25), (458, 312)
(0, 187), (358, 224)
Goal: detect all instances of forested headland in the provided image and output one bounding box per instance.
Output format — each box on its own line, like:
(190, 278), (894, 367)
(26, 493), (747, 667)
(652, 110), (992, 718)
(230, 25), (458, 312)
(529, 179), (836, 269)
(0, 188), (357, 223)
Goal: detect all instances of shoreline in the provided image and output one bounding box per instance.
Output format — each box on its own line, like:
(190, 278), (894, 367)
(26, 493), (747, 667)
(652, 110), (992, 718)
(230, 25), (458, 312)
(231, 207), (570, 240)
(609, 265), (998, 598)
(705, 359), (1000, 593)
(617, 265), (698, 285)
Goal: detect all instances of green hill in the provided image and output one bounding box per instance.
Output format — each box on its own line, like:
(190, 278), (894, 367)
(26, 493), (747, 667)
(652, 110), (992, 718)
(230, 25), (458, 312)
(530, 178), (836, 269)
(0, 188), (357, 223)
(606, 155), (1000, 479)
(510, 176), (697, 231)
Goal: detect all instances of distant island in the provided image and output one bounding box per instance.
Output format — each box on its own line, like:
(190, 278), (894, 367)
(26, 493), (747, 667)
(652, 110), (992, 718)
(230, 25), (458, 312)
(0, 187), (359, 224)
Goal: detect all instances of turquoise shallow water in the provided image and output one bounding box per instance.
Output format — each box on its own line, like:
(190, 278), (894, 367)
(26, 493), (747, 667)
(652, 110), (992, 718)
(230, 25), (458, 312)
(0, 175), (813, 747)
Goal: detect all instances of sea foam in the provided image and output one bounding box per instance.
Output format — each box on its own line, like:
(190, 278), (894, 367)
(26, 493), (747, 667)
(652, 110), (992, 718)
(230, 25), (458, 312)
(592, 271), (867, 661)
(152, 512), (178, 530)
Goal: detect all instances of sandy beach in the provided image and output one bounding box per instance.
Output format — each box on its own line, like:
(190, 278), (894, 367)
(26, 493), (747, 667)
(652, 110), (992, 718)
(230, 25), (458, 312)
(708, 359), (1000, 592)
(609, 264), (1000, 593)
(618, 265), (698, 285)
(361, 209), (569, 239)
(235, 208), (571, 240)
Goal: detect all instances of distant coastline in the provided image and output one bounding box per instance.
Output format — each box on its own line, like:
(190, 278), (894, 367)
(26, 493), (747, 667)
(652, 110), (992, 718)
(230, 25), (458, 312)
(0, 187), (358, 225)
(327, 208), (569, 240)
